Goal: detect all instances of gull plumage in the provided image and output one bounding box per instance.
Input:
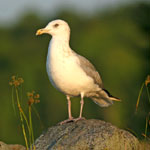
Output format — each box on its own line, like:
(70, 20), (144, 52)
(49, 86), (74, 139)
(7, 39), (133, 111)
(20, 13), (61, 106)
(36, 19), (120, 123)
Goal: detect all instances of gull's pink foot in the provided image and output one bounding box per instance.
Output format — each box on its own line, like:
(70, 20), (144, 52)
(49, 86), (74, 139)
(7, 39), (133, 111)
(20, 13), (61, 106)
(59, 118), (75, 125)
(59, 117), (86, 125)
(74, 117), (85, 122)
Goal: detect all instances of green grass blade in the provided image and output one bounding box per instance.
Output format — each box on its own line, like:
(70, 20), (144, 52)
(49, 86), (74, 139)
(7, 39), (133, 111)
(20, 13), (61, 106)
(15, 88), (29, 149)
(146, 86), (150, 103)
(29, 106), (35, 148)
(136, 82), (145, 112)
(11, 86), (16, 116)
(32, 105), (44, 130)
(144, 114), (150, 138)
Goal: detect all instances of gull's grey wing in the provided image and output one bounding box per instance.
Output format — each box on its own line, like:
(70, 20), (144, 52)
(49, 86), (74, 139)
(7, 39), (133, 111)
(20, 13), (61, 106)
(76, 53), (103, 88)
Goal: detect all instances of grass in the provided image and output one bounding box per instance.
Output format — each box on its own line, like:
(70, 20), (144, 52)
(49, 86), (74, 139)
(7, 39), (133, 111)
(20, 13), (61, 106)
(9, 76), (40, 150)
(136, 75), (150, 139)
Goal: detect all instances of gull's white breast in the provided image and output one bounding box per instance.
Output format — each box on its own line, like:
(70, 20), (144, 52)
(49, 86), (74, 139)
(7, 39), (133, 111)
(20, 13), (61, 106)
(46, 40), (96, 96)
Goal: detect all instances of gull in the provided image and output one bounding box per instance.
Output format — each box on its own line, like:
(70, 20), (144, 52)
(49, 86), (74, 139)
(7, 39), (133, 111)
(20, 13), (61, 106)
(36, 19), (120, 124)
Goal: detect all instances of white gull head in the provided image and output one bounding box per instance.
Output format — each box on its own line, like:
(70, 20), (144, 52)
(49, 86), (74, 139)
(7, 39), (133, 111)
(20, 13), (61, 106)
(36, 19), (70, 37)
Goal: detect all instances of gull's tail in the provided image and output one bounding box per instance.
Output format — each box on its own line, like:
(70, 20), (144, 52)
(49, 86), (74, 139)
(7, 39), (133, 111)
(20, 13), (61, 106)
(91, 89), (120, 107)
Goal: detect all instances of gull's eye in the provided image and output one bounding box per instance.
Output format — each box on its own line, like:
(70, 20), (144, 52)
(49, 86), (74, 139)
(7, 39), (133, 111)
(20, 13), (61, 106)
(53, 23), (59, 28)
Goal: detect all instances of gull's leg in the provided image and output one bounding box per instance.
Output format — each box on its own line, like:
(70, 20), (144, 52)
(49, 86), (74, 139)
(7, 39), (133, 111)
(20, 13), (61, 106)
(59, 95), (74, 125)
(74, 92), (85, 121)
(79, 92), (84, 118)
(67, 95), (73, 120)
(59, 94), (85, 124)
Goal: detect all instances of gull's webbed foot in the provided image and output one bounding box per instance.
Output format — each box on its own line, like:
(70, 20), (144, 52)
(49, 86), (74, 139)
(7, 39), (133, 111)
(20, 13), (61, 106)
(59, 117), (86, 125)
(59, 118), (74, 125)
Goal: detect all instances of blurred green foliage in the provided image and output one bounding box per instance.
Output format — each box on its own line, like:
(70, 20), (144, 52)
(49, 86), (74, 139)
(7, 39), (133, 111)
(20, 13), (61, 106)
(0, 2), (149, 145)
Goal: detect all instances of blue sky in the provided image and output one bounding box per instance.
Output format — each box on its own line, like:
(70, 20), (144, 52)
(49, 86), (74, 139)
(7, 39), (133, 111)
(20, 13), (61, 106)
(0, 0), (148, 26)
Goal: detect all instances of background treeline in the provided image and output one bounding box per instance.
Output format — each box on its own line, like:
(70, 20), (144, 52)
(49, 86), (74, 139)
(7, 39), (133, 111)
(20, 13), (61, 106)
(0, 2), (149, 144)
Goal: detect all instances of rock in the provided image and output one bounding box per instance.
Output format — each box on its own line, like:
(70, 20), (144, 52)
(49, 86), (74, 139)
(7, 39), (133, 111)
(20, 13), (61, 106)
(0, 142), (25, 150)
(35, 119), (140, 150)
(0, 141), (10, 150)
(8, 144), (25, 150)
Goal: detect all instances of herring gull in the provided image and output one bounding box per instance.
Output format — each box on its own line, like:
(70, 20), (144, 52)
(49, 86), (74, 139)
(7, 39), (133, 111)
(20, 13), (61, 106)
(36, 19), (120, 124)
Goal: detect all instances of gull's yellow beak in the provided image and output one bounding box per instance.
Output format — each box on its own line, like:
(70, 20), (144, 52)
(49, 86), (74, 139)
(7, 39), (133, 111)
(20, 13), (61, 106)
(36, 28), (49, 36)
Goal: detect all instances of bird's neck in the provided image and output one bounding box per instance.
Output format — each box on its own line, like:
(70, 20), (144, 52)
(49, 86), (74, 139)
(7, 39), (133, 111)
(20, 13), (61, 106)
(49, 34), (71, 55)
